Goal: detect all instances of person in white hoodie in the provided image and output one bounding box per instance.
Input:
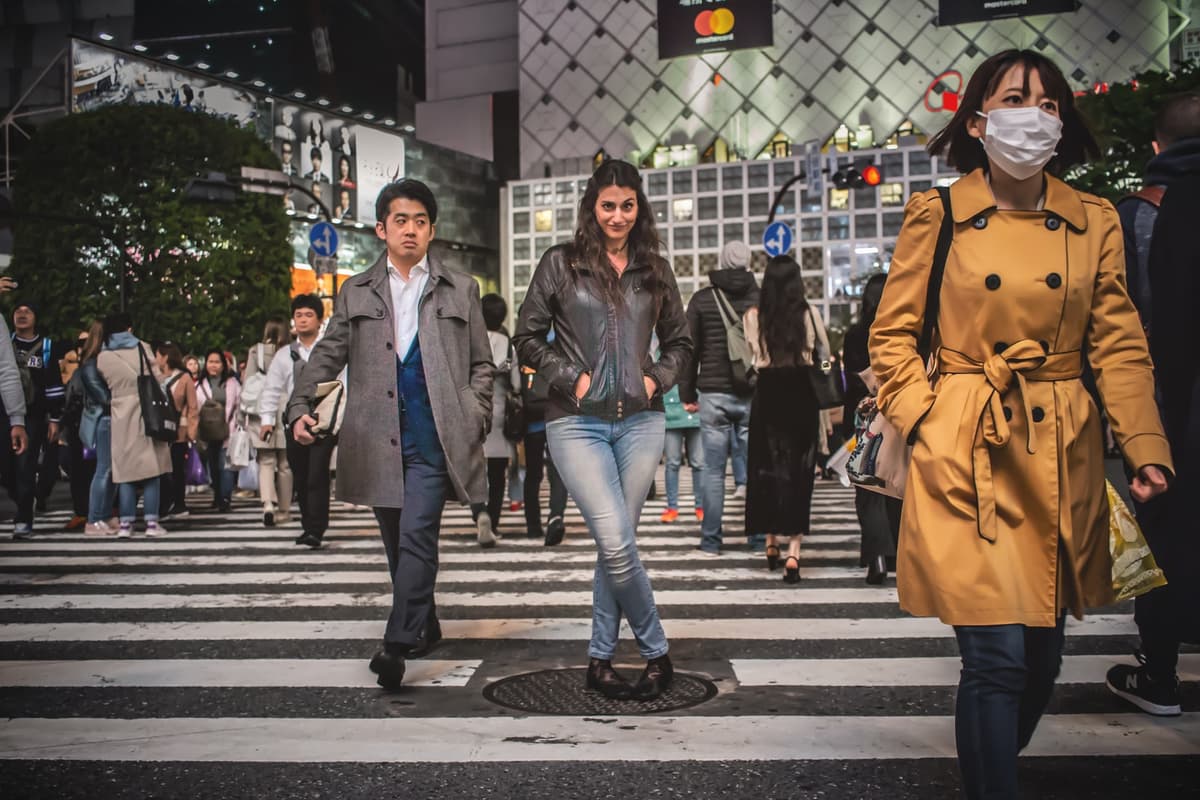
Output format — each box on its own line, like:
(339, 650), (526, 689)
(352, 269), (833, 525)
(258, 294), (333, 548)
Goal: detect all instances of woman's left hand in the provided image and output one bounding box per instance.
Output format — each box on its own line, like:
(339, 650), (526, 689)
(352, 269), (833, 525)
(643, 376), (657, 400)
(1130, 465), (1170, 503)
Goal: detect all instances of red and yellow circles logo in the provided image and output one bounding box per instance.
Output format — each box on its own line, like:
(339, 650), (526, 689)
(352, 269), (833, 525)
(694, 7), (735, 37)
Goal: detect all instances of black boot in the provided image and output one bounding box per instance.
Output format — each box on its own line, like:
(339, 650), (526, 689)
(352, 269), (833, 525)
(865, 555), (888, 585)
(633, 654), (674, 701)
(408, 610), (443, 659)
(585, 658), (634, 700)
(368, 644), (407, 690)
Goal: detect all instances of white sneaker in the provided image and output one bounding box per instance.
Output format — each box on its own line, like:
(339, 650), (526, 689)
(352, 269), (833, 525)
(476, 511), (498, 548)
(144, 521), (167, 537)
(733, 485), (746, 499)
(116, 523), (133, 538)
(84, 522), (114, 537)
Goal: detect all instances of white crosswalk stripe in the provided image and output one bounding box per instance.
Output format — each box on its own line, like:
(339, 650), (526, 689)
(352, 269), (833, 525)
(0, 471), (1194, 782)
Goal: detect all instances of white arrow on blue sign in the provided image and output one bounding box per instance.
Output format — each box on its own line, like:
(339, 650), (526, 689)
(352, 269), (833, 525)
(762, 220), (794, 257)
(309, 221), (339, 257)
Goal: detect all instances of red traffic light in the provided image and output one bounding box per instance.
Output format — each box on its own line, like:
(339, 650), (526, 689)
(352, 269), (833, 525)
(861, 165), (882, 186)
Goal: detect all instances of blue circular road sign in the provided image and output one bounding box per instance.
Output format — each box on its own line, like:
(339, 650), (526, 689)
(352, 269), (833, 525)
(309, 222), (339, 257)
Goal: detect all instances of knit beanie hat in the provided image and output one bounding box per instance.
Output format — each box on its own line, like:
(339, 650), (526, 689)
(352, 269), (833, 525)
(719, 240), (750, 270)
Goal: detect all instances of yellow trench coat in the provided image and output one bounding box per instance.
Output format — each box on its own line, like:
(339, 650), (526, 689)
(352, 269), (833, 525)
(869, 169), (1173, 627)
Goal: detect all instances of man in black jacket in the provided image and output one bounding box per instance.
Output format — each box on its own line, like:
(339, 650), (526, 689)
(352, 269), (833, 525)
(678, 241), (759, 555)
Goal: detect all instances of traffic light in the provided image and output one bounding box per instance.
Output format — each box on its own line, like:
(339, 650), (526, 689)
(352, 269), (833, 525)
(832, 164), (883, 190)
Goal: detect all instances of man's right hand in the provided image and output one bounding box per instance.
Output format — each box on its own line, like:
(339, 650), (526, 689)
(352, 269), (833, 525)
(292, 414), (317, 445)
(260, 423), (275, 440)
(10, 425), (27, 455)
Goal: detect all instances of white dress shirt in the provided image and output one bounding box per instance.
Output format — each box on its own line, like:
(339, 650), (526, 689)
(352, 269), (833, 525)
(387, 255), (429, 360)
(259, 336), (318, 422)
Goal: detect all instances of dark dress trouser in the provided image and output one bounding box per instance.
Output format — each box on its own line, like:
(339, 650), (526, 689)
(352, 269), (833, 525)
(285, 427), (336, 539)
(375, 336), (451, 648)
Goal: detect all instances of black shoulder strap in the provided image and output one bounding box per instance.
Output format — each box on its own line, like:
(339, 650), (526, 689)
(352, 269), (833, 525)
(918, 186), (954, 360)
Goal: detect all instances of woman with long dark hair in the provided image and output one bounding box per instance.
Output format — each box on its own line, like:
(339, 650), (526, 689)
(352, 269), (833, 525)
(196, 347), (241, 513)
(843, 273), (901, 584)
(153, 342), (198, 519)
(514, 159), (692, 701)
(743, 256), (827, 583)
(870, 50), (1171, 798)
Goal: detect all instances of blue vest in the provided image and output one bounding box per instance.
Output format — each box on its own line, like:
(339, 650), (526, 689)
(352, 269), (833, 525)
(396, 334), (445, 464)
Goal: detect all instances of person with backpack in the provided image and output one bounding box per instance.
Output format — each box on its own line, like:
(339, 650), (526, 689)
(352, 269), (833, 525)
(244, 318), (292, 528)
(869, 51), (1171, 798)
(1106, 91), (1200, 718)
(678, 240), (759, 556)
(260, 294), (333, 548)
(59, 328), (97, 532)
(196, 347), (241, 514)
(480, 294), (518, 547)
(153, 342), (199, 519)
(660, 384), (703, 524)
(8, 301), (65, 538)
(96, 312), (171, 537)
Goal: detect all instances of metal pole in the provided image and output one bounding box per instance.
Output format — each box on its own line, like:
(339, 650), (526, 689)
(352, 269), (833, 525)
(767, 173), (807, 226)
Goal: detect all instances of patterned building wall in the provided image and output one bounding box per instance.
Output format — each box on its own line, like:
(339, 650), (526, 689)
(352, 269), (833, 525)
(518, 0), (1174, 178)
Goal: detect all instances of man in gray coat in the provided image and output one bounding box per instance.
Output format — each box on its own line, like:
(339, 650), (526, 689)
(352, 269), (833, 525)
(289, 179), (493, 689)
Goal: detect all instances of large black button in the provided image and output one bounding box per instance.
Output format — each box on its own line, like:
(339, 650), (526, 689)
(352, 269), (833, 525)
(994, 341), (1009, 354)
(390, 438), (399, 446)
(387, 390), (395, 399)
(985, 274), (1002, 290)
(973, 216), (988, 230)
(386, 341), (393, 350)
(1003, 407), (1013, 422)
(1046, 272), (1063, 289)
(1045, 216), (1061, 231)
(1032, 407), (1045, 423)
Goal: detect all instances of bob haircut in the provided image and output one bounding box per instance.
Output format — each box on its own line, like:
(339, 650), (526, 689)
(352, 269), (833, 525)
(927, 49), (1099, 175)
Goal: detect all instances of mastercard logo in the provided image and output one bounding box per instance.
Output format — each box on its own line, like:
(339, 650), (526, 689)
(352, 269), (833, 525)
(694, 8), (735, 37)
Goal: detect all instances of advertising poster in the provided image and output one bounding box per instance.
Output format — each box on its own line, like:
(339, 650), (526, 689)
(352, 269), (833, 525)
(354, 125), (406, 223)
(71, 40), (261, 128)
(273, 104), (360, 221)
(936, 0), (1078, 26)
(658, 0), (773, 60)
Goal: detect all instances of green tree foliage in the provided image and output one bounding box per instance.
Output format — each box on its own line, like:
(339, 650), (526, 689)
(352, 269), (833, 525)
(9, 103), (291, 352)
(1070, 59), (1200, 201)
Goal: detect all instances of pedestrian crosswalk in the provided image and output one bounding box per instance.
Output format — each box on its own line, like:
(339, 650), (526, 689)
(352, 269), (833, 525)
(0, 474), (1195, 796)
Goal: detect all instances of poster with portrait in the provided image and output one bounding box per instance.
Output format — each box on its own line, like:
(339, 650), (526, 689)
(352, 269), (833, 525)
(71, 40), (261, 128)
(272, 105), (362, 220)
(354, 125), (406, 223)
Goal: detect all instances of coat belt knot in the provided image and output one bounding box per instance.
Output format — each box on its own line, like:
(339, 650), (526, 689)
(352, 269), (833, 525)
(939, 341), (1081, 543)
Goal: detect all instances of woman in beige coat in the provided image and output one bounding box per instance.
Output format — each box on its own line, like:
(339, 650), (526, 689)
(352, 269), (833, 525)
(96, 313), (171, 537)
(245, 319), (292, 527)
(870, 51), (1172, 799)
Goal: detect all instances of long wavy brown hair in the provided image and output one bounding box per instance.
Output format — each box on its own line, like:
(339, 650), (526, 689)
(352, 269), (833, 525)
(79, 319), (104, 362)
(758, 255), (811, 366)
(570, 159), (667, 307)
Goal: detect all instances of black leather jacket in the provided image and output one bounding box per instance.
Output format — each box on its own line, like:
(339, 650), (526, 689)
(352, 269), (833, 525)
(514, 244), (693, 423)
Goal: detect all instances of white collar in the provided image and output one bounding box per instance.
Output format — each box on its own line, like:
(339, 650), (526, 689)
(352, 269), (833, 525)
(387, 254), (429, 282)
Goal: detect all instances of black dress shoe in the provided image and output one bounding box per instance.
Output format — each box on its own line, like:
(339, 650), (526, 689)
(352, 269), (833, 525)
(407, 614), (443, 659)
(866, 555), (888, 585)
(294, 532), (322, 548)
(368, 648), (406, 690)
(263, 511), (275, 527)
(633, 654), (674, 701)
(585, 658), (634, 700)
(544, 517), (565, 547)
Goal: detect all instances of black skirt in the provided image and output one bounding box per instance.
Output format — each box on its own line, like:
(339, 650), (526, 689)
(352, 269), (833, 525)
(745, 365), (819, 536)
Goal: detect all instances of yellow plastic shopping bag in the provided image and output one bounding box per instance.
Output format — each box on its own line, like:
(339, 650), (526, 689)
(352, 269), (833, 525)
(1107, 481), (1168, 601)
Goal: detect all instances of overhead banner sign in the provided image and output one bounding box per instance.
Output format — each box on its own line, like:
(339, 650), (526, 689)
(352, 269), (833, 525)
(658, 0), (773, 60)
(937, 0), (1079, 26)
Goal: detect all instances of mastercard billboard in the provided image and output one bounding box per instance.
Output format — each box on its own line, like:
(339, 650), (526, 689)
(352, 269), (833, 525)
(658, 0), (773, 60)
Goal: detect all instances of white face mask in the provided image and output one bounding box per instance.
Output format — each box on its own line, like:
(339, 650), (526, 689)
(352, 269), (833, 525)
(976, 107), (1063, 181)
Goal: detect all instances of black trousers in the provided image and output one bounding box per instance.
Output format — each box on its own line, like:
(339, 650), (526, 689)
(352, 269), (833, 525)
(37, 436), (59, 504)
(855, 488), (901, 566)
(285, 428), (336, 539)
(486, 456), (508, 530)
(1, 412), (47, 527)
(523, 429), (567, 535)
(159, 441), (191, 517)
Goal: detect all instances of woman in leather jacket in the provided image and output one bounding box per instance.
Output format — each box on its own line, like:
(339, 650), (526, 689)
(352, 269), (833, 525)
(514, 159), (692, 701)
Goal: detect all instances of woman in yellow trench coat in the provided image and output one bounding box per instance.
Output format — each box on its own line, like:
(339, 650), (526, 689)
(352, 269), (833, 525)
(869, 51), (1172, 800)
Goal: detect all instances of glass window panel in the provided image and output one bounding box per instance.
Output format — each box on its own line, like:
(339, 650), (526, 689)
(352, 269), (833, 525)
(555, 207), (574, 231)
(748, 219), (767, 245)
(829, 214), (850, 240)
(804, 275), (824, 300)
(697, 168), (718, 192)
(673, 254), (694, 277)
(672, 198), (694, 222)
(723, 221), (744, 243)
(855, 213), (878, 238)
(555, 181), (574, 205)
(828, 188), (850, 210)
(800, 245), (823, 271)
(722, 194), (743, 217)
(748, 192), (770, 217)
(774, 190), (796, 216)
(910, 180), (932, 194)
(512, 211), (530, 234)
(748, 163), (770, 187)
(801, 184), (823, 213)
(672, 171), (693, 194)
(908, 150), (932, 175)
(534, 209), (553, 232)
(801, 217), (823, 241)
(533, 183), (552, 205)
(880, 182), (905, 206)
(854, 185), (877, 208)
(882, 212), (905, 237)
(514, 262), (532, 285)
(652, 200), (668, 224)
(648, 173), (668, 196)
(512, 185), (530, 207)
(698, 224), (719, 248)
(829, 243), (884, 301)
(774, 160), (795, 185)
(881, 152), (904, 177)
(698, 196), (719, 220)
(674, 226), (694, 250)
(535, 235), (553, 255)
(513, 238), (530, 260)
(722, 165), (743, 190)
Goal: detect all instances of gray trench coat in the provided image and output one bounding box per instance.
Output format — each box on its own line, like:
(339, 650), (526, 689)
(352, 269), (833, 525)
(287, 252), (493, 507)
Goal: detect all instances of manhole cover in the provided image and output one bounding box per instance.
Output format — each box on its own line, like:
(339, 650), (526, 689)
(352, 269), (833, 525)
(482, 668), (718, 715)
